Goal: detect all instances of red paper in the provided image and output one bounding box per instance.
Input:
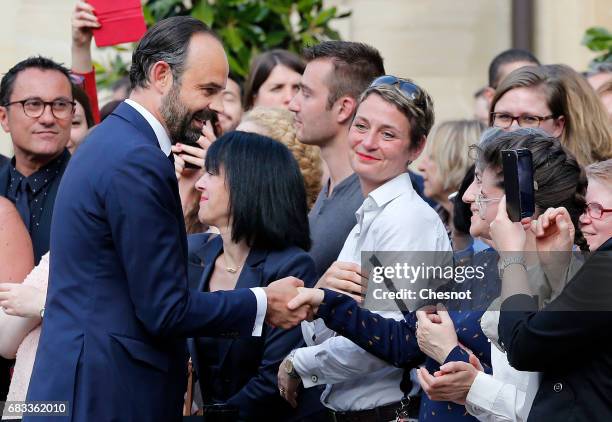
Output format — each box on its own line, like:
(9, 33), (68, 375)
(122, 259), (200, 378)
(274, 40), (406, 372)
(88, 0), (147, 47)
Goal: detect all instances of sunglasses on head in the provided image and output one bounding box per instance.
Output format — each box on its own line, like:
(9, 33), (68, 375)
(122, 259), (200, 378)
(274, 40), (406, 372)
(369, 75), (421, 101)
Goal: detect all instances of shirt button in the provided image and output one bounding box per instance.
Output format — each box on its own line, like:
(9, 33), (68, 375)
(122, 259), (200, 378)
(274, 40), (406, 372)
(553, 382), (563, 393)
(311, 375), (318, 383)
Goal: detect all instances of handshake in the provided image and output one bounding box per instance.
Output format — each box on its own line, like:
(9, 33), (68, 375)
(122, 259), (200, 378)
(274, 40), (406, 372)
(264, 261), (365, 329)
(262, 278), (325, 329)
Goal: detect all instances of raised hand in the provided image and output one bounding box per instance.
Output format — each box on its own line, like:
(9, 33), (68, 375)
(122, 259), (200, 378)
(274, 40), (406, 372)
(264, 277), (311, 329)
(531, 206), (575, 253)
(416, 303), (458, 364)
(315, 261), (365, 303)
(490, 196), (531, 253)
(71, 1), (100, 73)
(72, 1), (99, 48)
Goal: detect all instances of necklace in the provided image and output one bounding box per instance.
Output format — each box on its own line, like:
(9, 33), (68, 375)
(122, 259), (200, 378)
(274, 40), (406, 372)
(223, 255), (241, 273)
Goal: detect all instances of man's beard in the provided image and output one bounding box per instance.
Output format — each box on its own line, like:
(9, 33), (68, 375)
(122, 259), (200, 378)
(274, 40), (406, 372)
(160, 82), (216, 144)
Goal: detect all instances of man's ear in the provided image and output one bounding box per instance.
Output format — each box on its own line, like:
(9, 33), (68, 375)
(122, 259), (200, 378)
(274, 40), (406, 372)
(149, 61), (174, 94)
(483, 87), (496, 108)
(0, 106), (11, 133)
(335, 96), (358, 125)
(408, 135), (427, 162)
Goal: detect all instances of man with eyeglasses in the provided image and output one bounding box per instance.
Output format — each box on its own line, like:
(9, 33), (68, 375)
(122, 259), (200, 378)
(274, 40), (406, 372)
(0, 56), (74, 265)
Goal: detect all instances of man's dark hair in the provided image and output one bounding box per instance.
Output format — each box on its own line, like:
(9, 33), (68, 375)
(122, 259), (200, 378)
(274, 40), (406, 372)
(303, 41), (385, 109)
(205, 131), (311, 251)
(243, 50), (305, 111)
(129, 16), (219, 90)
(0, 56), (71, 105)
(488, 48), (540, 89)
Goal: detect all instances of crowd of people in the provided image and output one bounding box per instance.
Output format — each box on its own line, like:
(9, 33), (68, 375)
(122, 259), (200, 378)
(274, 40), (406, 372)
(0, 2), (611, 422)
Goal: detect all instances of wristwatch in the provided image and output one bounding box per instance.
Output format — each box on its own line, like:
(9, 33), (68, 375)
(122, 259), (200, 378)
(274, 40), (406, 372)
(498, 255), (526, 278)
(283, 350), (300, 379)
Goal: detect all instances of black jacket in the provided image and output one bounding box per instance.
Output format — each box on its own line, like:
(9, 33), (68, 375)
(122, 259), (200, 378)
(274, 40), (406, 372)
(499, 238), (612, 421)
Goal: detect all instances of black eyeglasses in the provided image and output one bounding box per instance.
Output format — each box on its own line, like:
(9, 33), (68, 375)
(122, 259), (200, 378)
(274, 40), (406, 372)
(490, 112), (556, 129)
(369, 75), (422, 102)
(584, 202), (612, 220)
(3, 97), (76, 120)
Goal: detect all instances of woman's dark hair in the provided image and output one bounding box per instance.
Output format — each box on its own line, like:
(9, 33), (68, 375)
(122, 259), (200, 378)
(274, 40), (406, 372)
(205, 131), (311, 251)
(71, 84), (95, 128)
(474, 128), (588, 250)
(453, 165), (476, 235)
(243, 49), (305, 111)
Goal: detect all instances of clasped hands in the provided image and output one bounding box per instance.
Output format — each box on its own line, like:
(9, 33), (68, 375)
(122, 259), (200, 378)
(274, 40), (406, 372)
(415, 304), (483, 405)
(265, 261), (367, 329)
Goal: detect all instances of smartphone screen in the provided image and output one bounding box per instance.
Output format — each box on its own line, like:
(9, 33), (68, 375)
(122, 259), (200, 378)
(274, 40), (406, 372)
(502, 149), (535, 222)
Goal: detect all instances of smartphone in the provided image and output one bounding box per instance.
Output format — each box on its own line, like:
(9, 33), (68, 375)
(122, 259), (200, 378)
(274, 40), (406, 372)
(501, 149), (535, 222)
(183, 110), (221, 169)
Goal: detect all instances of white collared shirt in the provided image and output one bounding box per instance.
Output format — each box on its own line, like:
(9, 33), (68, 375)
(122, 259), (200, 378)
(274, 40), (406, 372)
(293, 173), (450, 411)
(122, 99), (267, 336)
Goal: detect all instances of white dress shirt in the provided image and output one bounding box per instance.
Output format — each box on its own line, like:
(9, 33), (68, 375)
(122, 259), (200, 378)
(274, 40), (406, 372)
(293, 173), (450, 411)
(123, 99), (267, 336)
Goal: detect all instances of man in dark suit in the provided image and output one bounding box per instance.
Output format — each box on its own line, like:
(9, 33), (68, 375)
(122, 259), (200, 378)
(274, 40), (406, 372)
(0, 57), (73, 265)
(25, 17), (308, 422)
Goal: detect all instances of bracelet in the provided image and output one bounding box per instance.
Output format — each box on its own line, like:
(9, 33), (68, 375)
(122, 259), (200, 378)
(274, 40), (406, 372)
(499, 255), (526, 278)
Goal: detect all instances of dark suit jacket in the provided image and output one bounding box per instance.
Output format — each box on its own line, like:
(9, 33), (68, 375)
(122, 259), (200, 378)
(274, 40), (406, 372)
(187, 233), (325, 421)
(499, 238), (612, 421)
(25, 103), (258, 422)
(0, 151), (69, 264)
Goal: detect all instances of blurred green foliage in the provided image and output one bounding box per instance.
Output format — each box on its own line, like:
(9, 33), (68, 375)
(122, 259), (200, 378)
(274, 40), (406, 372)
(94, 0), (350, 88)
(582, 26), (612, 66)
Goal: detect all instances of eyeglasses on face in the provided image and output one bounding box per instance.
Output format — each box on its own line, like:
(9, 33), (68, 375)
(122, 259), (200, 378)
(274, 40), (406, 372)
(490, 112), (555, 129)
(475, 194), (502, 220)
(584, 202), (612, 220)
(3, 97), (76, 120)
(369, 75), (422, 102)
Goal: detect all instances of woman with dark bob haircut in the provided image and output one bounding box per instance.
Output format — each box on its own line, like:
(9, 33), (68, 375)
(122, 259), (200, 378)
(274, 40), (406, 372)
(186, 131), (326, 421)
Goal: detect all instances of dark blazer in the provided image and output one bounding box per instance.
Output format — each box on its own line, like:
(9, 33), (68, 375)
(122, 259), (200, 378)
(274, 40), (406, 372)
(499, 237), (612, 421)
(0, 150), (69, 264)
(187, 233), (325, 421)
(25, 103), (258, 422)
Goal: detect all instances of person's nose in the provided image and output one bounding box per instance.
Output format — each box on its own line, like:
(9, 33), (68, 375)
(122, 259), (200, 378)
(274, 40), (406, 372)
(463, 179), (478, 204)
(209, 93), (225, 115)
(417, 156), (428, 173)
(288, 93), (300, 113)
(579, 211), (591, 225)
(361, 131), (378, 150)
(38, 103), (57, 125)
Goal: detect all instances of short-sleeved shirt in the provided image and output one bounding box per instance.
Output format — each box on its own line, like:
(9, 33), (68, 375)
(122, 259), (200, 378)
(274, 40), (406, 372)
(308, 173), (363, 278)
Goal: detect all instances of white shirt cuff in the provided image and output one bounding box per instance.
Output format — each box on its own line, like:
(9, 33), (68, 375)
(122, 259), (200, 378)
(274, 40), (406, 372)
(465, 371), (502, 417)
(250, 287), (267, 337)
(292, 346), (324, 388)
